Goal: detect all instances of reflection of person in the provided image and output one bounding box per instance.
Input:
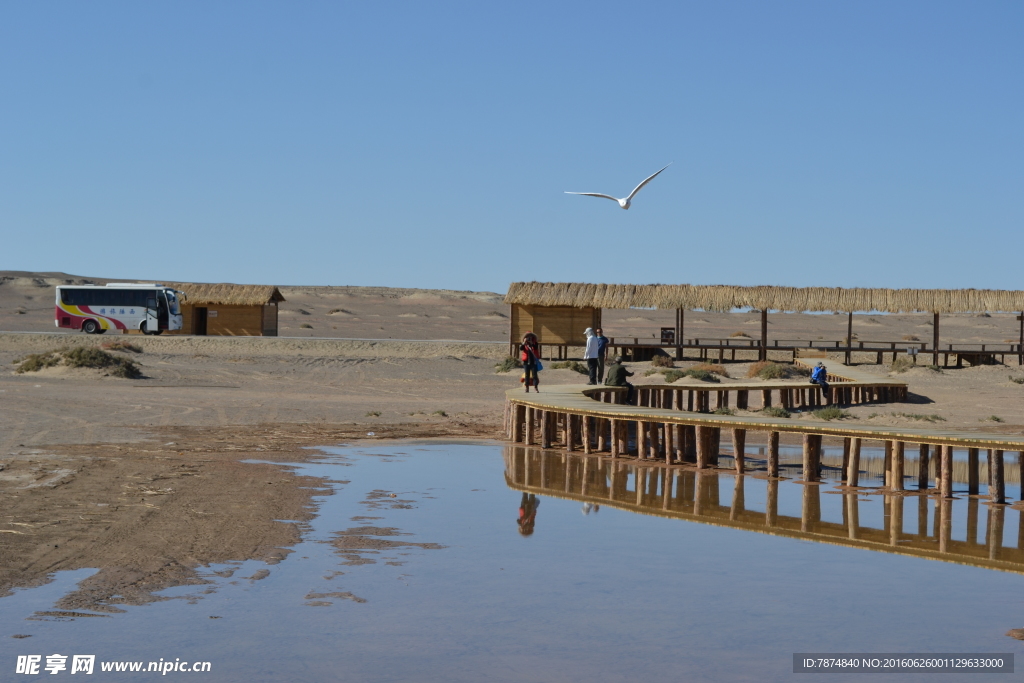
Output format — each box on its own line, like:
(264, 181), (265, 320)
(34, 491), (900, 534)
(518, 493), (540, 535)
(581, 503), (600, 515)
(603, 356), (635, 404)
(810, 361), (830, 404)
(584, 327), (601, 385)
(595, 328), (609, 383)
(521, 332), (540, 393)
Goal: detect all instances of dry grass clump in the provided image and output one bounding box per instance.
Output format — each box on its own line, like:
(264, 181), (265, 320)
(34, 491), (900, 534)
(761, 406), (791, 418)
(365, 411), (381, 417)
(551, 360), (588, 374)
(984, 415), (1004, 423)
(729, 331), (750, 338)
(812, 406), (849, 421)
(16, 347), (142, 379)
(328, 308), (354, 315)
(1010, 375), (1024, 385)
(299, 323), (313, 329)
(870, 412), (946, 423)
(650, 355), (675, 368)
(495, 357), (522, 373)
(14, 352), (61, 373)
(901, 334), (920, 342)
(713, 407), (735, 416)
(890, 357), (916, 373)
(746, 361), (786, 380)
(100, 340), (142, 353)
(690, 363), (728, 377)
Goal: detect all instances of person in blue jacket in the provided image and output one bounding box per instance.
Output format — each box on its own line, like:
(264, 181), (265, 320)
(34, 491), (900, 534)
(810, 362), (831, 405)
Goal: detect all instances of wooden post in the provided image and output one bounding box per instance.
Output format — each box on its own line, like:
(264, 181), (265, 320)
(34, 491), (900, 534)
(710, 427), (721, 467)
(847, 437), (861, 487)
(892, 441), (905, 492)
(940, 445), (953, 499)
(731, 429), (746, 473)
(992, 449), (1005, 504)
(730, 474), (744, 521)
(582, 416), (591, 454)
(933, 444), (942, 487)
(841, 438), (851, 482)
(883, 441), (893, 487)
(762, 389), (771, 408)
(676, 308), (684, 361)
(609, 419), (619, 457)
(768, 431), (780, 478)
(637, 421), (648, 459)
(696, 426), (711, 469)
(802, 434), (821, 482)
(846, 311), (853, 365)
(918, 443), (929, 489)
(760, 309), (768, 361)
(766, 479), (778, 526)
(932, 312), (940, 366)
(524, 407), (534, 446)
(541, 411), (551, 449)
(513, 404), (524, 443)
(968, 448), (979, 495)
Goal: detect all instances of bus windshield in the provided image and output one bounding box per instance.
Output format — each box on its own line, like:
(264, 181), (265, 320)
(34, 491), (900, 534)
(164, 290), (180, 315)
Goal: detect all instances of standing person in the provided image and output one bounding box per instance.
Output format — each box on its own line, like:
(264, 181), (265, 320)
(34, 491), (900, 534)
(810, 361), (831, 405)
(603, 356), (635, 404)
(520, 332), (540, 393)
(595, 327), (610, 383)
(583, 328), (601, 385)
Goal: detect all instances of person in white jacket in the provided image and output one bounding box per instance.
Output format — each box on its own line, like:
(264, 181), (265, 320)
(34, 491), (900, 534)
(583, 328), (601, 385)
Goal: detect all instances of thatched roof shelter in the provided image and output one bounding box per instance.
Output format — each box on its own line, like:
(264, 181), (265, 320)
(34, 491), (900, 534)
(168, 283), (285, 307)
(505, 282), (1024, 314)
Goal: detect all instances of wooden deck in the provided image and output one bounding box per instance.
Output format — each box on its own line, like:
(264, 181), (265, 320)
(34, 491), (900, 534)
(504, 373), (1024, 503)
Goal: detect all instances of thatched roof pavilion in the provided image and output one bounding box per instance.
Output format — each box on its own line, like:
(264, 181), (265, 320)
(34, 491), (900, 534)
(505, 282), (1024, 364)
(166, 283), (285, 336)
(505, 282), (1024, 314)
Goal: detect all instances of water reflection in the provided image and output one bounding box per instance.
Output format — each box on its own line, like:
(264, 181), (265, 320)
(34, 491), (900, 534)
(504, 446), (1024, 574)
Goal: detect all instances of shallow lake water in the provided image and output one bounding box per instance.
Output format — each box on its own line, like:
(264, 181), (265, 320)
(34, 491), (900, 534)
(3, 441), (1024, 682)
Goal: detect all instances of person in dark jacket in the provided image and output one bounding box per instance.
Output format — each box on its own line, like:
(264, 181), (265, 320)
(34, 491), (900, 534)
(603, 356), (634, 404)
(521, 332), (540, 392)
(595, 328), (610, 382)
(810, 361), (830, 404)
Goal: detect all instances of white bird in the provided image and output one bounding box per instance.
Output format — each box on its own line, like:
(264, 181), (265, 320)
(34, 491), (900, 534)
(565, 163), (671, 210)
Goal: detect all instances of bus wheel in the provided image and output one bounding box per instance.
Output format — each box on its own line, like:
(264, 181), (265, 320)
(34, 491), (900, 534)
(82, 320), (100, 334)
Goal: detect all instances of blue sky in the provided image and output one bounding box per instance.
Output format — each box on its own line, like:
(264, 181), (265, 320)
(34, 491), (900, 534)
(2, 2), (1021, 292)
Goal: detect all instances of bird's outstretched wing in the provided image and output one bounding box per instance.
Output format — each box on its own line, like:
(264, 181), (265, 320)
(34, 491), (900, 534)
(625, 163), (671, 201)
(565, 192), (621, 202)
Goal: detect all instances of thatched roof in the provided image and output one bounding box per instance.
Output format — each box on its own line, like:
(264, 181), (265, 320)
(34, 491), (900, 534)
(505, 282), (1024, 314)
(169, 283), (285, 306)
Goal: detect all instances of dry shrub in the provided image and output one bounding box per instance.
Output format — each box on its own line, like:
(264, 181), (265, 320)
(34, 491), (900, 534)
(100, 340), (142, 353)
(495, 357), (522, 373)
(890, 357), (915, 373)
(650, 354), (675, 368)
(690, 363), (728, 377)
(747, 361), (785, 380)
(901, 334), (920, 342)
(17, 347), (141, 378)
(729, 331), (750, 338)
(551, 360), (588, 374)
(299, 323), (313, 329)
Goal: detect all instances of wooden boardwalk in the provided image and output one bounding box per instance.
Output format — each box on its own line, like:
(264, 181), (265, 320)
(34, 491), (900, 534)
(504, 375), (1024, 503)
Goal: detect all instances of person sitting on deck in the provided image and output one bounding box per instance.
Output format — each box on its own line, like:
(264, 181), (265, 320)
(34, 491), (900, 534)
(603, 356), (635, 405)
(810, 362), (831, 405)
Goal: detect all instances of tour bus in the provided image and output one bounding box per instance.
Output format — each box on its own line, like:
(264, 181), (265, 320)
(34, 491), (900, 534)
(55, 284), (185, 335)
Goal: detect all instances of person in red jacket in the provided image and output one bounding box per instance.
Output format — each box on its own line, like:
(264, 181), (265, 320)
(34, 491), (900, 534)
(521, 332), (540, 392)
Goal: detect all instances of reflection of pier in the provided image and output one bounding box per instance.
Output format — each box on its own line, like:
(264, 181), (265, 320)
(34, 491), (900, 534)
(503, 447), (1024, 575)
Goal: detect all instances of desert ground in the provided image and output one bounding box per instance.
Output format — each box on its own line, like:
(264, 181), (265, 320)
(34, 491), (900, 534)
(3, 270), (1024, 612)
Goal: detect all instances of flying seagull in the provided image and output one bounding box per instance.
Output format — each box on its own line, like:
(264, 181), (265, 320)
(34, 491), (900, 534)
(565, 163), (671, 210)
